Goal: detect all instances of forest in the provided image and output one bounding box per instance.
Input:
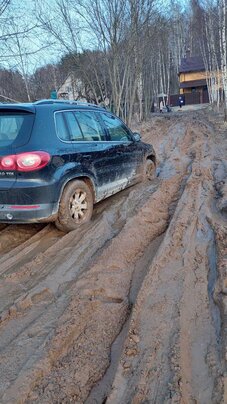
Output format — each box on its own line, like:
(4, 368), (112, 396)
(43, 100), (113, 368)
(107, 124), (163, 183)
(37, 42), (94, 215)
(0, 0), (226, 122)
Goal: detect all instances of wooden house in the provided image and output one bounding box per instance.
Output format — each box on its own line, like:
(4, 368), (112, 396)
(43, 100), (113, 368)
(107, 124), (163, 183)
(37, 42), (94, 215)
(178, 53), (209, 104)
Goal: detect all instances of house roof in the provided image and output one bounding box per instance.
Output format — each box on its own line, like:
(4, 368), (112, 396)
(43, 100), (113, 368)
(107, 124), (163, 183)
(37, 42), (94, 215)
(180, 79), (207, 88)
(179, 56), (205, 74)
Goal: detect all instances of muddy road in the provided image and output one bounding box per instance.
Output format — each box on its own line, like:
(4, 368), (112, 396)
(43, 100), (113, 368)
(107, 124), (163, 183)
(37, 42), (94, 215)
(0, 110), (226, 403)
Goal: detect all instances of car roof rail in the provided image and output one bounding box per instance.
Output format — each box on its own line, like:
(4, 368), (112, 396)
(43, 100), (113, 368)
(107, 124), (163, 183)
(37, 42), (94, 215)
(34, 99), (77, 105)
(34, 99), (103, 108)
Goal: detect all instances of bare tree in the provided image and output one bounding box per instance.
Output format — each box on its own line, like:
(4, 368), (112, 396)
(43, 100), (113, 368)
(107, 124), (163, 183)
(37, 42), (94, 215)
(0, 0), (10, 16)
(194, 0), (227, 117)
(219, 0), (227, 119)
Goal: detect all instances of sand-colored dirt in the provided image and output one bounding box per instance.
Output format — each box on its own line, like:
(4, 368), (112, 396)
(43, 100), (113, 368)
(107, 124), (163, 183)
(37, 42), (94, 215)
(0, 109), (226, 403)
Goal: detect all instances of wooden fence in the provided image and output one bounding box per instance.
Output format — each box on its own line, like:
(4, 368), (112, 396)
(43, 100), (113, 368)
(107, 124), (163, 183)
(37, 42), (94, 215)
(169, 90), (209, 106)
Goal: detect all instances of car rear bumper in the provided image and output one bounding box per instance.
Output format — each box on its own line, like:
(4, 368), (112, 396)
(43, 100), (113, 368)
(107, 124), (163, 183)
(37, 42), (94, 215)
(0, 203), (58, 223)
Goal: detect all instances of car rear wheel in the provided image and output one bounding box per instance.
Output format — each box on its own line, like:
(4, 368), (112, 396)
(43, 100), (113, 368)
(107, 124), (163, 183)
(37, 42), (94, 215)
(144, 159), (156, 180)
(55, 180), (93, 232)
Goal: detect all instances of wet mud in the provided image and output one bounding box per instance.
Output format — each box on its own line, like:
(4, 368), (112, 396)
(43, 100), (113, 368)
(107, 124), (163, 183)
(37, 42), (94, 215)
(0, 110), (226, 403)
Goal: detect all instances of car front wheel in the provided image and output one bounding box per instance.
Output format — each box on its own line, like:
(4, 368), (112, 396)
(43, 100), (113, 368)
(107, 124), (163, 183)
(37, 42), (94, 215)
(55, 180), (93, 232)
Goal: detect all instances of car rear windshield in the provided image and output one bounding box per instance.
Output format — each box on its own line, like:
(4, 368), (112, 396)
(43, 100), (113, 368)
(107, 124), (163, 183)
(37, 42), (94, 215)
(0, 111), (34, 148)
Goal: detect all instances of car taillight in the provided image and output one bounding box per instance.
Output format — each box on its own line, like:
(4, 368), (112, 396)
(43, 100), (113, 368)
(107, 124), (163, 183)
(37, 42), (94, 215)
(0, 152), (50, 172)
(1, 156), (16, 170)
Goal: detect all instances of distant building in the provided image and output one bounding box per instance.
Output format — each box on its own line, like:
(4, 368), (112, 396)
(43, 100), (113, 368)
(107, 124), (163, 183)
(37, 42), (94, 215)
(57, 73), (87, 102)
(178, 52), (209, 104)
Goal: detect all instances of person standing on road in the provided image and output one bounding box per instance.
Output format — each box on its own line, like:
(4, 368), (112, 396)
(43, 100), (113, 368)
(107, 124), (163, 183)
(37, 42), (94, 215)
(160, 100), (164, 113)
(178, 96), (184, 109)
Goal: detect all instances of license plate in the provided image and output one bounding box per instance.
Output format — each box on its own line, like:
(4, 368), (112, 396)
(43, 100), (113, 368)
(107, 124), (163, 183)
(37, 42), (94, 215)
(0, 171), (15, 177)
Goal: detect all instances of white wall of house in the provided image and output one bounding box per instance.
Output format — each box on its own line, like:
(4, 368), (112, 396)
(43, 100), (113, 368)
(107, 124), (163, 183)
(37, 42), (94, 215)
(57, 74), (86, 101)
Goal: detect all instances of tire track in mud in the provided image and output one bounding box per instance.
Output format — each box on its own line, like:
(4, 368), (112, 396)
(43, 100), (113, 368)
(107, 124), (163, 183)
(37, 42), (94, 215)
(28, 118), (224, 404)
(106, 117), (227, 404)
(0, 119), (187, 403)
(213, 221), (227, 403)
(208, 119), (227, 402)
(0, 178), (159, 403)
(7, 122), (194, 403)
(14, 175), (185, 404)
(0, 224), (61, 274)
(0, 224), (44, 255)
(107, 162), (223, 404)
(0, 179), (159, 326)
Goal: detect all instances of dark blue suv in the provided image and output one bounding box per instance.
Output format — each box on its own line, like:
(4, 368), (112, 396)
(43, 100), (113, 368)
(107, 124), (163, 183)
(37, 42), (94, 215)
(0, 100), (156, 231)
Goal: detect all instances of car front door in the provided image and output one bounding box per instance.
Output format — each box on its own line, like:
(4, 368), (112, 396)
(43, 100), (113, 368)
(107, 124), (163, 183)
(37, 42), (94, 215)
(98, 111), (144, 195)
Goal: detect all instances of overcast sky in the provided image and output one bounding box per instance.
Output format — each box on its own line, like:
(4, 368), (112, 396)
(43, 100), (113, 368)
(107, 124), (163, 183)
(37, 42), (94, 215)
(1, 0), (189, 74)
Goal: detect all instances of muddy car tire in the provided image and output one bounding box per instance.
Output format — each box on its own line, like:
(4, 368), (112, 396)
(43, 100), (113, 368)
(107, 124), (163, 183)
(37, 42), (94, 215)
(144, 159), (156, 180)
(55, 180), (94, 232)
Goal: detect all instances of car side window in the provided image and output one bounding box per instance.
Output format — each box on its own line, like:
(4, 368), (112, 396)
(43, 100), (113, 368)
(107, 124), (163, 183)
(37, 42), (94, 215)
(100, 113), (132, 142)
(55, 112), (70, 141)
(64, 112), (83, 141)
(74, 111), (105, 141)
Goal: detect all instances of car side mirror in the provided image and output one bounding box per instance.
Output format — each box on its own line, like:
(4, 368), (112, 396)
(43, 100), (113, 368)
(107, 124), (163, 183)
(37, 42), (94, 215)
(133, 132), (141, 142)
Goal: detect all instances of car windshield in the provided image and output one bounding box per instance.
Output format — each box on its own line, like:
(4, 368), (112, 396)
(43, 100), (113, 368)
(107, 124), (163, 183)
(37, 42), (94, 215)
(0, 112), (34, 147)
